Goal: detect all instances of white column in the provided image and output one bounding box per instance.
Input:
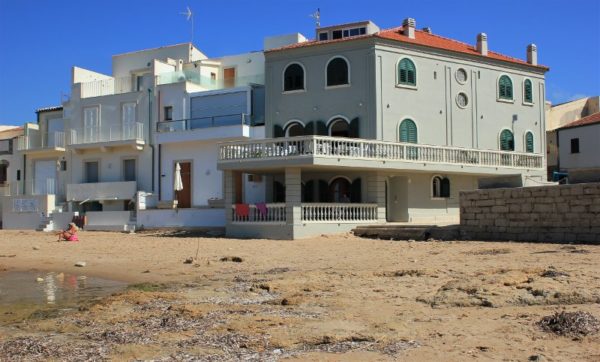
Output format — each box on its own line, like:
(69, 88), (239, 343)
(367, 172), (386, 222)
(223, 170), (233, 223)
(285, 168), (302, 226)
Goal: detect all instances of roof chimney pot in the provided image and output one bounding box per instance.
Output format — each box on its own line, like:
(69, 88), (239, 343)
(422, 27), (432, 34)
(527, 44), (538, 65)
(476, 33), (488, 56)
(403, 18), (416, 39)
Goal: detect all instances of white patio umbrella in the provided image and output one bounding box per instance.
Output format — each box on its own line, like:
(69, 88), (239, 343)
(174, 162), (184, 204)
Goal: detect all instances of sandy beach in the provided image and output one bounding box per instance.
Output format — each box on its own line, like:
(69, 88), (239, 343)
(0, 229), (599, 361)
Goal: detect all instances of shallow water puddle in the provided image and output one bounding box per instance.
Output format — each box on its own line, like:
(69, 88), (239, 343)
(0, 271), (125, 322)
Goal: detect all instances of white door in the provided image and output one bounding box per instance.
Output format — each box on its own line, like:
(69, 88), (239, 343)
(83, 107), (99, 143)
(47, 118), (64, 148)
(34, 160), (56, 195)
(387, 176), (409, 222)
(122, 103), (136, 139)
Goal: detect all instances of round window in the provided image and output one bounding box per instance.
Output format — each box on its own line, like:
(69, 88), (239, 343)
(455, 68), (468, 84)
(456, 92), (469, 108)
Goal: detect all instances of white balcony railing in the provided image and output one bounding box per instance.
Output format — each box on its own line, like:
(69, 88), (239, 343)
(80, 76), (135, 98)
(68, 122), (144, 145)
(17, 132), (65, 151)
(4, 178), (64, 197)
(219, 136), (544, 170)
(231, 203), (286, 223)
(302, 203), (378, 223)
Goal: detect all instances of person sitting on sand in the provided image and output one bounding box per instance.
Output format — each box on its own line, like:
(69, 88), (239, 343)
(56, 222), (79, 242)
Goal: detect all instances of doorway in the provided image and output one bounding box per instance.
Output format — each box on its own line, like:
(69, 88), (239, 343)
(176, 161), (192, 208)
(224, 68), (236, 88)
(387, 176), (409, 222)
(34, 160), (57, 195)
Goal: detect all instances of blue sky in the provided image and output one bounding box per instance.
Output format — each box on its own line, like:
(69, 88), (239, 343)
(0, 0), (598, 124)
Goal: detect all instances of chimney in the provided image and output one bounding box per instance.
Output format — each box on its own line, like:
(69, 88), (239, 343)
(403, 18), (416, 39)
(476, 33), (488, 56)
(422, 27), (432, 34)
(527, 44), (538, 65)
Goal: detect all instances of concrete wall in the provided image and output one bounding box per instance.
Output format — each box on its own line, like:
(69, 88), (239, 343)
(112, 43), (205, 78)
(137, 208), (225, 228)
(1, 194), (55, 229)
(460, 183), (600, 243)
(558, 123), (600, 170)
(546, 96), (600, 131)
(86, 211), (131, 226)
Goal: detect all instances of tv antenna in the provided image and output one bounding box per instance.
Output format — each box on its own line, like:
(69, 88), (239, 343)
(309, 8), (321, 28)
(180, 6), (194, 44)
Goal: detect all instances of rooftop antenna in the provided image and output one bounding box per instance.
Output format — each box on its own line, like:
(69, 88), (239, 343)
(309, 8), (321, 28)
(180, 6), (194, 44)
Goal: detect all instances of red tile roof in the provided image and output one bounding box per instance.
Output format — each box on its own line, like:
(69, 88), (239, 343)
(267, 25), (549, 71)
(558, 112), (600, 130)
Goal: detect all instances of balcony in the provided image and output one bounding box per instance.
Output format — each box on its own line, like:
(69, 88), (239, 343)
(229, 203), (378, 224)
(16, 132), (65, 154)
(156, 114), (258, 144)
(79, 76), (136, 98)
(218, 136), (544, 174)
(2, 179), (65, 197)
(156, 70), (264, 90)
(68, 122), (145, 152)
(66, 181), (137, 202)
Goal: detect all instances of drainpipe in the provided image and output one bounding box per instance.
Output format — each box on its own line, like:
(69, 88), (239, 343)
(148, 88), (155, 193)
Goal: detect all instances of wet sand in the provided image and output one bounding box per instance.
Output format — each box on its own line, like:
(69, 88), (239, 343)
(0, 229), (599, 361)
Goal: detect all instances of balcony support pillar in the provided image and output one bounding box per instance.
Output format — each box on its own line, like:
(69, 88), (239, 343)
(223, 170), (234, 224)
(285, 168), (302, 227)
(367, 172), (387, 223)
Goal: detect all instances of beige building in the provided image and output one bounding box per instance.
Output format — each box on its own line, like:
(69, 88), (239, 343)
(546, 96), (600, 178)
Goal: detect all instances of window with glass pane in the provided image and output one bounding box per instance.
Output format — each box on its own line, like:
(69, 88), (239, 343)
(499, 75), (513, 100)
(500, 129), (514, 151)
(283, 64), (304, 91)
(83, 107), (99, 143)
(123, 159), (136, 182)
(525, 132), (534, 153)
(164, 106), (173, 121)
(524, 79), (533, 103)
(327, 57), (349, 86)
(398, 58), (416, 86)
(122, 103), (136, 139)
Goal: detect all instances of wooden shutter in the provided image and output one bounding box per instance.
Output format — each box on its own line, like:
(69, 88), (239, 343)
(318, 180), (329, 202)
(441, 178), (450, 198)
(500, 130), (514, 151)
(524, 80), (533, 102)
(316, 120), (328, 136)
(499, 76), (513, 99)
(350, 178), (361, 203)
(273, 124), (284, 138)
(400, 119), (417, 143)
(525, 132), (534, 153)
(304, 121), (315, 135)
(349, 117), (360, 138)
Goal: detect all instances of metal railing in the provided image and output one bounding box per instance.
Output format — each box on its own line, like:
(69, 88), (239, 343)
(302, 203), (378, 223)
(4, 179), (64, 197)
(17, 132), (65, 151)
(157, 113), (250, 133)
(156, 71), (264, 90)
(230, 203), (286, 223)
(219, 136), (544, 170)
(68, 122), (144, 145)
(80, 76), (135, 98)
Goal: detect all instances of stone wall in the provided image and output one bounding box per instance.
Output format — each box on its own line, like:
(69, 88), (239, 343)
(460, 183), (600, 243)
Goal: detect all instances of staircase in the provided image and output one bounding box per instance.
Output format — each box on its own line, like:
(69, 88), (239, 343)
(36, 215), (54, 232)
(352, 224), (461, 241)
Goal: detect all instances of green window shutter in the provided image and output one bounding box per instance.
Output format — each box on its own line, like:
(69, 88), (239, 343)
(524, 80), (533, 103)
(500, 129), (514, 151)
(400, 119), (417, 143)
(398, 59), (416, 86)
(525, 132), (534, 153)
(273, 124), (284, 138)
(349, 117), (360, 138)
(499, 76), (513, 100)
(350, 178), (362, 203)
(441, 178), (450, 198)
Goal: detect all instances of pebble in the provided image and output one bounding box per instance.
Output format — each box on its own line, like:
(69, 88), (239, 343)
(75, 261), (86, 267)
(35, 277), (44, 282)
(33, 246), (40, 250)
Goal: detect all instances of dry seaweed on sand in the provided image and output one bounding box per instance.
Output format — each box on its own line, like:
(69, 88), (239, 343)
(538, 311), (600, 337)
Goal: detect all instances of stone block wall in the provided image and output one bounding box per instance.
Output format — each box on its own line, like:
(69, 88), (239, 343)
(460, 183), (600, 243)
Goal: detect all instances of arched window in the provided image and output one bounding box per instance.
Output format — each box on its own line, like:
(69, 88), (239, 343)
(525, 131), (534, 153)
(329, 118), (350, 137)
(326, 57), (349, 87)
(398, 58), (416, 86)
(523, 79), (533, 103)
(285, 122), (304, 137)
(399, 119), (418, 143)
(498, 75), (513, 100)
(283, 63), (304, 91)
(432, 176), (450, 198)
(329, 177), (351, 203)
(500, 129), (514, 151)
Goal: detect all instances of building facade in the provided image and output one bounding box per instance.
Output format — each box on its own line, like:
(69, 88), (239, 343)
(218, 19), (549, 239)
(555, 112), (600, 183)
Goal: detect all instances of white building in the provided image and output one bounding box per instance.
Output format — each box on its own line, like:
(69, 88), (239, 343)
(0, 126), (23, 226)
(555, 112), (600, 183)
(218, 19), (550, 239)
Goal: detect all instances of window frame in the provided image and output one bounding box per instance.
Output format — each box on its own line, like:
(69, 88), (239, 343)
(325, 56), (351, 89)
(497, 74), (514, 103)
(327, 115), (351, 137)
(570, 138), (580, 154)
(164, 106), (173, 121)
(522, 78), (534, 105)
(398, 118), (418, 143)
(499, 128), (515, 151)
(524, 131), (534, 153)
(282, 62), (307, 94)
(122, 157), (137, 182)
(456, 92), (469, 109)
(396, 57), (418, 89)
(431, 175), (451, 199)
(283, 120), (305, 137)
